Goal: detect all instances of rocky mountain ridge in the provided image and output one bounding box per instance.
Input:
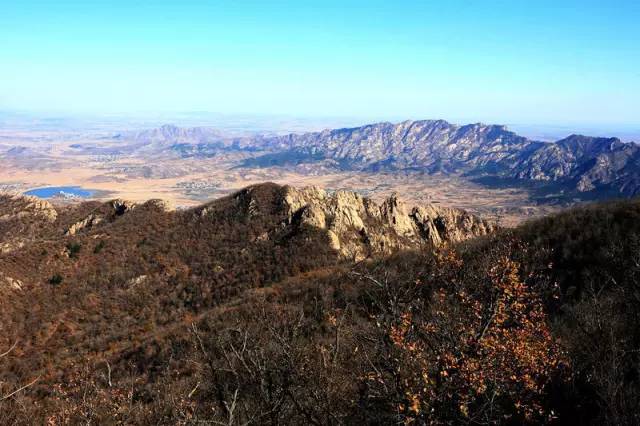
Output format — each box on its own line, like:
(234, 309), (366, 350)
(123, 120), (639, 197)
(0, 193), (57, 253)
(114, 124), (225, 146)
(249, 120), (640, 196)
(0, 183), (493, 290)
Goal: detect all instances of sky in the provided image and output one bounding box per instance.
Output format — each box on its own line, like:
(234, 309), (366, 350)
(1, 0), (639, 128)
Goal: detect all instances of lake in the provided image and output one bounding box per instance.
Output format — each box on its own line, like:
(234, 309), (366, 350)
(24, 186), (94, 199)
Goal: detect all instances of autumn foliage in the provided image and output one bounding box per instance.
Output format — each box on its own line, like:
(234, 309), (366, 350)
(377, 251), (565, 423)
(2, 191), (640, 424)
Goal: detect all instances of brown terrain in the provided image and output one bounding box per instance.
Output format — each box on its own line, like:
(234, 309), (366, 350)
(0, 126), (563, 227)
(1, 179), (640, 424)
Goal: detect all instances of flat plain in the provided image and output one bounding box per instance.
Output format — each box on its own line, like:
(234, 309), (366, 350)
(0, 129), (564, 226)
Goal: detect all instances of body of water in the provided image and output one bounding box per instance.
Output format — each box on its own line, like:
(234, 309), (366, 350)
(24, 186), (94, 199)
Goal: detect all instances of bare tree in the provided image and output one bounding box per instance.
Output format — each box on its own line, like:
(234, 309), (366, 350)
(0, 341), (40, 402)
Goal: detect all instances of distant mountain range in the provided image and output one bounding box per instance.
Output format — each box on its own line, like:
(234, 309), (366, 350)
(113, 120), (640, 198)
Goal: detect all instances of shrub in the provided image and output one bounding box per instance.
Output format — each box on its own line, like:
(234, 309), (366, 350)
(49, 274), (63, 285)
(66, 242), (82, 259)
(93, 240), (105, 254)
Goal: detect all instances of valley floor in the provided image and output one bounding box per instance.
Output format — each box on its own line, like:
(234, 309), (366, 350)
(0, 150), (561, 226)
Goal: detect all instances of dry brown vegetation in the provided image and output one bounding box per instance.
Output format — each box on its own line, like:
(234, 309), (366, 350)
(1, 185), (639, 424)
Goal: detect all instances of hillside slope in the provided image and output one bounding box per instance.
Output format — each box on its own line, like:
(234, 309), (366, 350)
(1, 188), (639, 424)
(0, 183), (492, 288)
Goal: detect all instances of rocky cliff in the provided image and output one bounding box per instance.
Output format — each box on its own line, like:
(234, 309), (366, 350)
(281, 185), (494, 260)
(236, 120), (640, 196)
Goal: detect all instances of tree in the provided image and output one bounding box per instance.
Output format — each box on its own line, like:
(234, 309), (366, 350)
(357, 248), (567, 424)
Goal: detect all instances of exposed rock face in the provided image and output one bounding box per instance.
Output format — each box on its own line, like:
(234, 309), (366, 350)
(281, 185), (495, 260)
(0, 193), (57, 223)
(65, 214), (103, 236)
(0, 193), (58, 253)
(0, 272), (23, 292)
(65, 198), (149, 236)
(194, 183), (494, 261)
(126, 275), (148, 287)
(0, 183), (494, 293)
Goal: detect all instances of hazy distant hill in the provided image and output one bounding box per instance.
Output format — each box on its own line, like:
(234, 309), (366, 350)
(115, 120), (640, 199)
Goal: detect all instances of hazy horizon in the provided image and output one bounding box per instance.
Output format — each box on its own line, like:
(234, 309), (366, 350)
(2, 1), (639, 127)
(1, 109), (638, 143)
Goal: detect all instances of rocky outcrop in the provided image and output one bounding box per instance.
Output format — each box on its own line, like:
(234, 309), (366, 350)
(282, 185), (495, 260)
(509, 135), (640, 195)
(65, 198), (150, 236)
(112, 199), (136, 215)
(195, 183), (494, 260)
(126, 275), (148, 287)
(65, 214), (103, 236)
(0, 273), (23, 291)
(0, 193), (58, 253)
(0, 193), (57, 223)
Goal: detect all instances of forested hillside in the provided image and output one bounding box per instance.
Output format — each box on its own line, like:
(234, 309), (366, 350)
(1, 187), (639, 424)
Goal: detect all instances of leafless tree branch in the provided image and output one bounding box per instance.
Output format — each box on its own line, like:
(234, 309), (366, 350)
(0, 341), (17, 359)
(1, 376), (40, 401)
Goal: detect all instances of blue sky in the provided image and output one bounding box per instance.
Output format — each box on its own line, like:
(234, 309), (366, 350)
(1, 0), (638, 126)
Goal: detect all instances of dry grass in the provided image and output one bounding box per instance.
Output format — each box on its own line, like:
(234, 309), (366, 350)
(0, 141), (559, 226)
